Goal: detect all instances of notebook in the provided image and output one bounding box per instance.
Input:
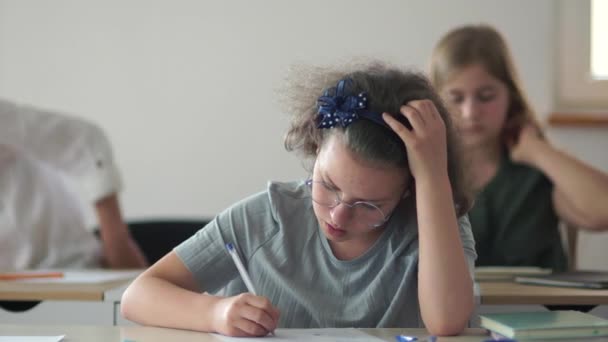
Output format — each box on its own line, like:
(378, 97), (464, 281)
(479, 311), (608, 340)
(515, 270), (608, 289)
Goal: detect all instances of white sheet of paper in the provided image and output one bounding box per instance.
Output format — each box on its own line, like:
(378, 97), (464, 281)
(213, 328), (384, 341)
(0, 336), (64, 342)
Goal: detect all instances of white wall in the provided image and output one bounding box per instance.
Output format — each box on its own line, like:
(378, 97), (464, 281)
(1, 1), (606, 268)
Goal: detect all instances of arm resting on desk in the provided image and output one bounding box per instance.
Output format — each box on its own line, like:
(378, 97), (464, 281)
(121, 251), (278, 336)
(121, 251), (215, 330)
(96, 194), (147, 268)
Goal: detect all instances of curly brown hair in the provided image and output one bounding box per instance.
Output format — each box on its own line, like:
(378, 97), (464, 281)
(282, 61), (473, 216)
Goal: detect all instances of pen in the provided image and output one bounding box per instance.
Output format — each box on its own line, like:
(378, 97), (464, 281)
(225, 243), (258, 295)
(226, 242), (276, 336)
(0, 271), (64, 281)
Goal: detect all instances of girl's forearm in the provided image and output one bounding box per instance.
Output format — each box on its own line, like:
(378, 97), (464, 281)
(95, 194), (148, 268)
(121, 275), (220, 332)
(531, 143), (608, 229)
(416, 173), (473, 335)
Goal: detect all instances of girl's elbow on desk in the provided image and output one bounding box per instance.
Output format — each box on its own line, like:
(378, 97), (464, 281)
(424, 315), (470, 336)
(120, 284), (138, 321)
(120, 275), (158, 322)
(422, 296), (474, 336)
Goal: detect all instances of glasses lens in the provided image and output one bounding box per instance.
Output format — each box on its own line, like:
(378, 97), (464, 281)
(309, 181), (339, 207)
(308, 180), (387, 227)
(351, 203), (386, 227)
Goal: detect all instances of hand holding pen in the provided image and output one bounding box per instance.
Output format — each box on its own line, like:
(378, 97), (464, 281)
(210, 243), (279, 337)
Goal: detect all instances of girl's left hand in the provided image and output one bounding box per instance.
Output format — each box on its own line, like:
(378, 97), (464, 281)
(382, 100), (448, 182)
(508, 123), (547, 166)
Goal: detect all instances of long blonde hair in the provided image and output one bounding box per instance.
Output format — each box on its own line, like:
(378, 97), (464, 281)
(429, 24), (540, 142)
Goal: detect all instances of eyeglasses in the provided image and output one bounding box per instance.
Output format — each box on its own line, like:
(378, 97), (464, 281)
(305, 179), (392, 228)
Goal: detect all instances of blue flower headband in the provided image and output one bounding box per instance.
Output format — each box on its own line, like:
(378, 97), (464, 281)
(316, 78), (393, 130)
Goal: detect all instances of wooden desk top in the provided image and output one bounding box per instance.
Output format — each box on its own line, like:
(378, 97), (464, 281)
(0, 270), (140, 301)
(0, 326), (606, 342)
(479, 281), (608, 305)
(0, 326), (492, 342)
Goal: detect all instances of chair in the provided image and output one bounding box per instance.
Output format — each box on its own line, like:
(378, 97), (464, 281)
(565, 224), (579, 271)
(560, 222), (579, 271)
(127, 219), (210, 264)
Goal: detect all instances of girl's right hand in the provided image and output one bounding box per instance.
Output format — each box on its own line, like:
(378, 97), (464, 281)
(211, 293), (280, 337)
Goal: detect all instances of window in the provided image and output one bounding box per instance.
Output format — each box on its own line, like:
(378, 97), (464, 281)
(591, 0), (608, 80)
(555, 0), (608, 111)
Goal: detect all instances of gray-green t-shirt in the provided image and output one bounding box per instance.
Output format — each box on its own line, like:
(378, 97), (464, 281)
(175, 181), (476, 328)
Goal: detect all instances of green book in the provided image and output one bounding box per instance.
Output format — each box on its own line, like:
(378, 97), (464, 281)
(479, 311), (608, 340)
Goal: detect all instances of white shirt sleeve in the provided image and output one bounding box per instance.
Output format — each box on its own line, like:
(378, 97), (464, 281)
(0, 98), (122, 203)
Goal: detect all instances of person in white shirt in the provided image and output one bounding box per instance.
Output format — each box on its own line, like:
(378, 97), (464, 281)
(0, 98), (147, 269)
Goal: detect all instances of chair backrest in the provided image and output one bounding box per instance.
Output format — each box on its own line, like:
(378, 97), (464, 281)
(559, 221), (579, 271)
(128, 219), (209, 264)
(565, 223), (579, 271)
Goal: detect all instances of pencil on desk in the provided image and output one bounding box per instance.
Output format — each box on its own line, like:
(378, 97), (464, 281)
(0, 271), (64, 281)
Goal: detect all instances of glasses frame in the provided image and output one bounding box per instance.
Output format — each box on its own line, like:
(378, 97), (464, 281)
(305, 179), (395, 228)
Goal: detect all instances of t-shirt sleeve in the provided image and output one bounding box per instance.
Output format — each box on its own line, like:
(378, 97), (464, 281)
(173, 189), (279, 293)
(0, 98), (122, 203)
(458, 214), (477, 280)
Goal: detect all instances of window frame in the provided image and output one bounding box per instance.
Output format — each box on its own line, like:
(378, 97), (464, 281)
(550, 0), (608, 126)
(555, 0), (608, 110)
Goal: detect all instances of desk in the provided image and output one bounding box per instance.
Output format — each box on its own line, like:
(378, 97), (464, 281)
(0, 325), (492, 342)
(111, 281), (608, 325)
(472, 281), (608, 327)
(478, 281), (608, 305)
(0, 270), (140, 325)
(2, 325), (608, 342)
(0, 279), (131, 302)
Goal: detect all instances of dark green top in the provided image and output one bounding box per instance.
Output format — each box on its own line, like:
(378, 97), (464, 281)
(469, 155), (567, 271)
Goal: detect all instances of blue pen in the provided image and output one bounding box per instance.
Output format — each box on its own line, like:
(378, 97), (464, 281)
(225, 243), (258, 295)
